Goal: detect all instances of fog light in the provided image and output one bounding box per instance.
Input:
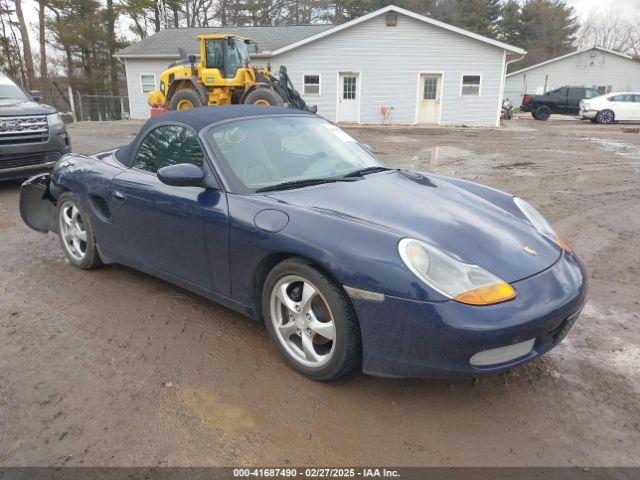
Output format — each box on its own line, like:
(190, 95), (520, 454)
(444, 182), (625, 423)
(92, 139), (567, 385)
(470, 338), (535, 367)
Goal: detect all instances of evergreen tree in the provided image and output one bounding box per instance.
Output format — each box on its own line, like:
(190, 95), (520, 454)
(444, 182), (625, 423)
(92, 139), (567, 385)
(498, 0), (522, 46)
(519, 0), (578, 67)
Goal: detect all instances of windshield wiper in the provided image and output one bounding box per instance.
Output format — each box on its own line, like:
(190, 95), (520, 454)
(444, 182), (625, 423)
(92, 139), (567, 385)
(342, 166), (397, 178)
(255, 176), (359, 193)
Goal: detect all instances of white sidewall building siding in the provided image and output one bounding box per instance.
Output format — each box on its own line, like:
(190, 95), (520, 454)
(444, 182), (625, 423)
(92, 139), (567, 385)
(504, 49), (640, 108)
(260, 14), (505, 126)
(125, 58), (176, 119)
(124, 12), (508, 125)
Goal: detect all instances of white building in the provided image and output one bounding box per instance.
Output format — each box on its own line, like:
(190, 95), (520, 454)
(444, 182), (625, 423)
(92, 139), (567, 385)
(115, 5), (524, 126)
(504, 46), (640, 107)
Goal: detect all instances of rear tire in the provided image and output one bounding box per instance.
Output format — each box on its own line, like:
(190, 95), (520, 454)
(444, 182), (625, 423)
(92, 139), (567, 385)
(590, 118), (598, 123)
(532, 105), (551, 121)
(262, 258), (361, 381)
(169, 89), (204, 111)
(596, 109), (615, 124)
(56, 192), (102, 269)
(244, 88), (284, 107)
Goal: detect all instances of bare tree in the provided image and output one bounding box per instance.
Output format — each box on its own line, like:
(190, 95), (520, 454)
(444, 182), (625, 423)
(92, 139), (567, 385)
(14, 0), (36, 89)
(38, 0), (48, 96)
(577, 6), (638, 54)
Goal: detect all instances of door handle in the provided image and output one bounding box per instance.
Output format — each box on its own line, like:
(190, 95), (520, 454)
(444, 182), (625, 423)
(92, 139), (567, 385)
(113, 190), (126, 201)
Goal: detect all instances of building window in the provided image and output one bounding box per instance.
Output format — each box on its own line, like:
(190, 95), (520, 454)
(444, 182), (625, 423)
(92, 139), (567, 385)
(140, 74), (156, 93)
(303, 75), (320, 95)
(423, 78), (438, 100)
(461, 75), (481, 96)
(343, 76), (356, 99)
(595, 85), (612, 95)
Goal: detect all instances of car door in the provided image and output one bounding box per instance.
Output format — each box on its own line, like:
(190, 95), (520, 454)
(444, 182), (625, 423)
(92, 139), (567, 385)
(109, 123), (231, 296)
(608, 94), (633, 121)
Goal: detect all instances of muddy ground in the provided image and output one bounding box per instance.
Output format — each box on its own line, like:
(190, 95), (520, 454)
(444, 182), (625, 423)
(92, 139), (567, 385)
(0, 115), (639, 467)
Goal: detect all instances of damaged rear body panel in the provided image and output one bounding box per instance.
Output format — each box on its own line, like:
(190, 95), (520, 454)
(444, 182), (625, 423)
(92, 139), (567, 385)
(19, 148), (123, 237)
(20, 173), (58, 233)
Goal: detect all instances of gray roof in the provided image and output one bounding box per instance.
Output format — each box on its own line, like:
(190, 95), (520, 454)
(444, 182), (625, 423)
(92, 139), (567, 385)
(115, 24), (334, 58)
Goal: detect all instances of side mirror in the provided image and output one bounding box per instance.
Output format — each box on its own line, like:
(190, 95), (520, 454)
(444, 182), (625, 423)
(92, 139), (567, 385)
(157, 163), (205, 187)
(29, 90), (42, 102)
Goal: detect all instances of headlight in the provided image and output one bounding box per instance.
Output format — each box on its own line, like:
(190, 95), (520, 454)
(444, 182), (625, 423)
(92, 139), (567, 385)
(398, 238), (516, 306)
(514, 197), (572, 252)
(47, 113), (64, 127)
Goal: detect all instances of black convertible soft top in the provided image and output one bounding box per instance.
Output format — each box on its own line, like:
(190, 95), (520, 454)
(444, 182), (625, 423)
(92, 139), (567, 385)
(115, 105), (312, 166)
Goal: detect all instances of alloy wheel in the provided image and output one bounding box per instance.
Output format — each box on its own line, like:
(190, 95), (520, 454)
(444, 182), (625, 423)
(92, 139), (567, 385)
(59, 201), (88, 262)
(269, 275), (336, 368)
(599, 110), (614, 124)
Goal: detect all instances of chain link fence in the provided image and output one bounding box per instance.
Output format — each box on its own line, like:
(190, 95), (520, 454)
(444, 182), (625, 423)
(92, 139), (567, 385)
(41, 92), (130, 122)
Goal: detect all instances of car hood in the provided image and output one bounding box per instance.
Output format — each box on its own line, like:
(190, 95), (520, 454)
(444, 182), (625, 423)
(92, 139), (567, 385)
(0, 100), (57, 116)
(266, 171), (561, 283)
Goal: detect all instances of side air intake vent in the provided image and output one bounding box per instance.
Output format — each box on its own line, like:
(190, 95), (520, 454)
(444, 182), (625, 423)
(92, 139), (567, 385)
(90, 195), (112, 221)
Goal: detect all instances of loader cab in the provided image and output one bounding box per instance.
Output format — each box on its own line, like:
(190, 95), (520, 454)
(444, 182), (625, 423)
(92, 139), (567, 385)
(200, 34), (250, 80)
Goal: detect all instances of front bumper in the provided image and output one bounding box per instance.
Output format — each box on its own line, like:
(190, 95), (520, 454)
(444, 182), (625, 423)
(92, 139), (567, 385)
(0, 124), (70, 181)
(353, 252), (587, 378)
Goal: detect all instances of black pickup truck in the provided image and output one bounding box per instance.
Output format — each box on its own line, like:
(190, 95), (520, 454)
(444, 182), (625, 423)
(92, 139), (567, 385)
(521, 86), (602, 120)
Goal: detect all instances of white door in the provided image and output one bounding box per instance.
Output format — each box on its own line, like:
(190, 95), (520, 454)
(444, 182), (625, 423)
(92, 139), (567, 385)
(338, 73), (359, 122)
(418, 74), (441, 124)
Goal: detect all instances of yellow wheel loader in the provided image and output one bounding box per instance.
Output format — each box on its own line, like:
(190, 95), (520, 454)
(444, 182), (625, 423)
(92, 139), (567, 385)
(147, 34), (316, 114)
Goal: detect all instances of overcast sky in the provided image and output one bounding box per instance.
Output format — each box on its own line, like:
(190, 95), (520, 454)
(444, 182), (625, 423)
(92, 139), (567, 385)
(17, 0), (640, 51)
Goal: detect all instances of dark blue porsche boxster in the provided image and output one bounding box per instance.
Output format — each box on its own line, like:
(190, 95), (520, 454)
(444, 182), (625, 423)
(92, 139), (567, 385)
(20, 106), (587, 381)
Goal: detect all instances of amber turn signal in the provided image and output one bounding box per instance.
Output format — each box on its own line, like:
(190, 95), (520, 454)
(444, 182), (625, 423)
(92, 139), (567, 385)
(453, 282), (517, 306)
(555, 236), (573, 253)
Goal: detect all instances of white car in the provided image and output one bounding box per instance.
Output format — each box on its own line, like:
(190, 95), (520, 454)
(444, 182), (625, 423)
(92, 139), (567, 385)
(580, 92), (640, 124)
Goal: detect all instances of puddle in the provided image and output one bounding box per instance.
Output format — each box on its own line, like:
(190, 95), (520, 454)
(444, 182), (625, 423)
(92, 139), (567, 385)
(426, 146), (485, 166)
(380, 134), (420, 143)
(585, 138), (640, 161)
(395, 145), (535, 176)
(178, 387), (264, 437)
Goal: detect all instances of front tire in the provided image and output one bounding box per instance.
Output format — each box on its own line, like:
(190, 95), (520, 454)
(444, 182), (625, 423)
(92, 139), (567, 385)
(57, 192), (102, 269)
(244, 88), (284, 107)
(169, 89), (204, 111)
(262, 258), (361, 381)
(596, 109), (615, 124)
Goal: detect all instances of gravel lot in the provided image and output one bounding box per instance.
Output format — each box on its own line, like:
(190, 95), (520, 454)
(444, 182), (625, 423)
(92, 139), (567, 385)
(1, 115), (639, 467)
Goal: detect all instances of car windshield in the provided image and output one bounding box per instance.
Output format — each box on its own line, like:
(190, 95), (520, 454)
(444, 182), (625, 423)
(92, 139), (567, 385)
(205, 116), (384, 193)
(0, 75), (29, 104)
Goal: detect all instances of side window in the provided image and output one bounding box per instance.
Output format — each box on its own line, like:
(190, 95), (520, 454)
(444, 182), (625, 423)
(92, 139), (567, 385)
(567, 88), (583, 99)
(133, 125), (203, 173)
(205, 39), (224, 69)
(584, 89), (599, 99)
(610, 94), (633, 102)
